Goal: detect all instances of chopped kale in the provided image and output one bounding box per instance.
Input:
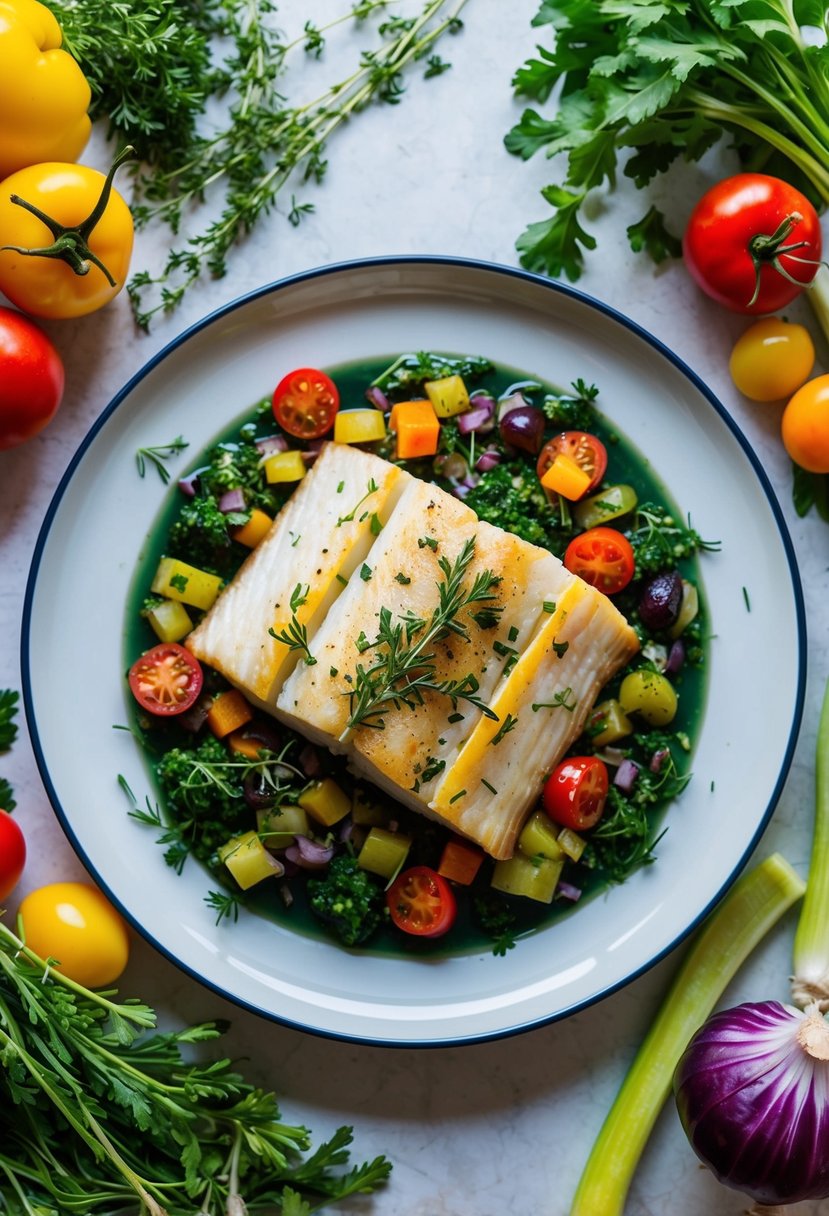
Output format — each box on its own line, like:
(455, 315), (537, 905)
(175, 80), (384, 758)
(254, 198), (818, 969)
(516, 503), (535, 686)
(307, 855), (385, 947)
(627, 503), (719, 575)
(542, 379), (599, 430)
(168, 495), (235, 570)
(464, 461), (569, 550)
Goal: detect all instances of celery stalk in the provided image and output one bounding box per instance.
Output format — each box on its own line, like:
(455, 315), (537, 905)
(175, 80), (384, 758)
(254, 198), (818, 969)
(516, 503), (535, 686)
(570, 853), (805, 1216)
(792, 677), (829, 1010)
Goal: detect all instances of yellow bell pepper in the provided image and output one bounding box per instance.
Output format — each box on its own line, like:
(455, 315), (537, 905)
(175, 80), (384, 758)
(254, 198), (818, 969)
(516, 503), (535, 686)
(0, 0), (91, 179)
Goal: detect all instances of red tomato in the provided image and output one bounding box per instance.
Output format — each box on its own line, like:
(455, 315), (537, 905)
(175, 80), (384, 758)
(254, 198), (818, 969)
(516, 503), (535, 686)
(683, 174), (822, 314)
(0, 306), (64, 450)
(128, 643), (204, 716)
(387, 865), (457, 938)
(543, 756), (609, 831)
(0, 809), (26, 901)
(564, 526), (635, 594)
(272, 366), (340, 439)
(537, 430), (608, 495)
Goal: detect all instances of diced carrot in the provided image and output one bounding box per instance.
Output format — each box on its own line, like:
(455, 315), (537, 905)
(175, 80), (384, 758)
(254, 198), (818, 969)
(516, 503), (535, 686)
(438, 836), (485, 886)
(227, 728), (266, 759)
(540, 452), (592, 500)
(231, 507), (273, 548)
(389, 399), (441, 459)
(207, 689), (254, 738)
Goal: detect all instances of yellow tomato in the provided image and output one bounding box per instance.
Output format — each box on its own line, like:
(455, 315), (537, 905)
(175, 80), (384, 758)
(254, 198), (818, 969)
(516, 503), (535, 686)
(781, 374), (829, 473)
(18, 881), (130, 987)
(729, 318), (815, 402)
(0, 150), (134, 318)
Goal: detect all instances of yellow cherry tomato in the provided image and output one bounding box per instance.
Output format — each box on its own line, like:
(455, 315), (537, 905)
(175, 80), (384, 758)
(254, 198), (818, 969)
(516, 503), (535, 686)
(18, 881), (130, 987)
(781, 374), (829, 473)
(0, 148), (134, 318)
(619, 669), (678, 727)
(729, 318), (815, 402)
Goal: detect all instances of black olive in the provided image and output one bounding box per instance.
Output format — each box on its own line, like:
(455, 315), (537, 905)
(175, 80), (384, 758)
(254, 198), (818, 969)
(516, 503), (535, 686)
(638, 570), (683, 631)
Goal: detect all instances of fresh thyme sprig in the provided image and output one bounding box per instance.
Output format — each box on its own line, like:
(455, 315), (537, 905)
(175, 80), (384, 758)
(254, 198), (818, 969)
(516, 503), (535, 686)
(344, 536), (502, 732)
(135, 435), (189, 483)
(269, 583), (318, 665)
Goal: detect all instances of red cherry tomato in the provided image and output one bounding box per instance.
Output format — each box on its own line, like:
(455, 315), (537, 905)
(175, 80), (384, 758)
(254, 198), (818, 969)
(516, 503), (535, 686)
(387, 865), (457, 938)
(564, 526), (635, 594)
(683, 174), (822, 315)
(272, 366), (340, 439)
(0, 809), (26, 901)
(0, 306), (64, 450)
(537, 431), (608, 495)
(543, 756), (609, 831)
(128, 643), (204, 716)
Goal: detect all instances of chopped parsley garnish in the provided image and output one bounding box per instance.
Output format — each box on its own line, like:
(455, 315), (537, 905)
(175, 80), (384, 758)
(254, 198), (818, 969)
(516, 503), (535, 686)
(552, 639), (569, 659)
(395, 572), (411, 585)
(418, 535), (439, 551)
(359, 563), (373, 582)
(490, 713), (518, 745)
(532, 687), (576, 713)
(169, 573), (189, 592)
(449, 788), (466, 804)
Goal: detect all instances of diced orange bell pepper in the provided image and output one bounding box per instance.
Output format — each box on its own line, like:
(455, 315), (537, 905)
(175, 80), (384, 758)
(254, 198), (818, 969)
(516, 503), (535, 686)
(390, 399), (440, 459)
(438, 836), (485, 886)
(207, 689), (254, 738)
(231, 507), (273, 548)
(540, 452), (592, 500)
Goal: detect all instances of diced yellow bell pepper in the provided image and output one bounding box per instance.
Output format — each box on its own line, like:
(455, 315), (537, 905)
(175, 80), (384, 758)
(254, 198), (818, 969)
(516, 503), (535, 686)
(518, 811), (565, 862)
(257, 804), (310, 845)
(263, 449), (306, 484)
(540, 452), (592, 500)
(218, 830), (282, 890)
(351, 788), (388, 827)
(357, 827), (412, 879)
(144, 598), (192, 643)
(557, 827), (586, 862)
(491, 853), (563, 904)
(334, 409), (387, 445)
(231, 507), (273, 548)
(587, 698), (634, 746)
(424, 374), (470, 418)
(298, 777), (351, 827)
(151, 556), (222, 611)
(389, 399), (440, 459)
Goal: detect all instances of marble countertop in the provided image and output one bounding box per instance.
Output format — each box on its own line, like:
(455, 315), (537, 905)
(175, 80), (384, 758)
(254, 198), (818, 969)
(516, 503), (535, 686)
(2, 4), (828, 1213)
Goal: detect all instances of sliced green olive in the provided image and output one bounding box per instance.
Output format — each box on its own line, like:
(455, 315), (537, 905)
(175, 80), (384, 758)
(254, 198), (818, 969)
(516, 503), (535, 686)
(573, 483), (638, 530)
(619, 669), (678, 726)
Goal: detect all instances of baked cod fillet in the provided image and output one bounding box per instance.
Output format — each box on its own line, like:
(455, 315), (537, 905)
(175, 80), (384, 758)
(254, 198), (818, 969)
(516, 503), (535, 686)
(185, 443), (639, 859)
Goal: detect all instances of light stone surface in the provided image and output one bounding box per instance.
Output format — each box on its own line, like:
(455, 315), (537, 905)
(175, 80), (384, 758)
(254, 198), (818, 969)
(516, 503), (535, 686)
(2, 3), (828, 1213)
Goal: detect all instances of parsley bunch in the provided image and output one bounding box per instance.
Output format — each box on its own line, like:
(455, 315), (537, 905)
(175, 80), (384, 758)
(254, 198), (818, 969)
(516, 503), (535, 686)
(0, 690), (19, 811)
(506, 0), (829, 281)
(0, 920), (390, 1214)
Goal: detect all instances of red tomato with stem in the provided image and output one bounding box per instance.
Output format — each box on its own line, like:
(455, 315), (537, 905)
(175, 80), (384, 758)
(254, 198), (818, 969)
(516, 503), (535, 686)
(272, 367), (340, 439)
(128, 643), (204, 716)
(537, 430), (608, 495)
(0, 306), (64, 449)
(683, 174), (822, 314)
(387, 865), (457, 938)
(0, 810), (26, 901)
(564, 526), (635, 594)
(543, 756), (609, 832)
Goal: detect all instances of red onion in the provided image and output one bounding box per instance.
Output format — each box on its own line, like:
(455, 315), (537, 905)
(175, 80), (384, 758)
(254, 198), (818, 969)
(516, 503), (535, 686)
(497, 390), (529, 420)
(649, 747), (670, 773)
(301, 439), (325, 466)
(499, 404), (545, 455)
(475, 447), (502, 473)
(285, 835), (335, 869)
(255, 434), (288, 457)
(365, 385), (389, 411)
(675, 1000), (829, 1204)
(556, 881), (582, 902)
(298, 744), (322, 778)
(665, 638), (686, 675)
(457, 399), (495, 434)
(638, 570), (683, 631)
(452, 484), (472, 500)
(178, 470), (201, 497)
(218, 487), (246, 513)
(613, 758), (640, 793)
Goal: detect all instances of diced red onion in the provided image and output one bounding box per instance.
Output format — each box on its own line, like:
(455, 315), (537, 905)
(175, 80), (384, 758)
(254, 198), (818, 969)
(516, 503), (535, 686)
(457, 400), (495, 435)
(298, 744), (322, 779)
(499, 404), (545, 455)
(365, 385), (389, 411)
(176, 691), (212, 732)
(556, 881), (582, 902)
(475, 448), (502, 473)
(338, 817), (354, 843)
(452, 484), (472, 500)
(613, 758), (640, 793)
(301, 439), (325, 466)
(650, 747), (670, 773)
(218, 487), (246, 513)
(497, 391), (529, 420)
(255, 433), (288, 456)
(665, 638), (686, 674)
(285, 835), (335, 870)
(178, 470), (201, 497)
(675, 1001), (829, 1204)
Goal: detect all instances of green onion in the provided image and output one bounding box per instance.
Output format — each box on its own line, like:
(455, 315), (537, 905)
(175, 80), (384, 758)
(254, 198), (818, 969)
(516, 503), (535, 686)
(569, 852), (805, 1216)
(792, 677), (829, 1010)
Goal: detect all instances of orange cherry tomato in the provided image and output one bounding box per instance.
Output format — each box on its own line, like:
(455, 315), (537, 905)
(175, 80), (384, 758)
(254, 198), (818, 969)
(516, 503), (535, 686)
(387, 866), (457, 938)
(564, 526), (635, 595)
(272, 366), (340, 439)
(781, 374), (829, 473)
(542, 756), (609, 831)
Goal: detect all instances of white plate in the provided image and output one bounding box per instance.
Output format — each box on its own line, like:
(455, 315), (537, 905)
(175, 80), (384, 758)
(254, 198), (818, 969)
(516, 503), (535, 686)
(23, 257), (805, 1046)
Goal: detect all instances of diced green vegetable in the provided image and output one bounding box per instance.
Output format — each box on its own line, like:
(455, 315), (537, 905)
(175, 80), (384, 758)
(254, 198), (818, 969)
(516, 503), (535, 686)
(557, 827), (586, 862)
(357, 827), (412, 879)
(491, 853), (563, 903)
(588, 698), (633, 746)
(218, 830), (282, 890)
(573, 483), (638, 531)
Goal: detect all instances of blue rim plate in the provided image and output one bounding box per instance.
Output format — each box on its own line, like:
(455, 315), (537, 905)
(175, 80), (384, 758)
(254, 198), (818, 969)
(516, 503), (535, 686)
(22, 256), (806, 1046)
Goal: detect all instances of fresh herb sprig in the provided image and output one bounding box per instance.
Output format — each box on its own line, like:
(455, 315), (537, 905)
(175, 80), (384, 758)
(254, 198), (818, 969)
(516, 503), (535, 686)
(344, 536), (502, 732)
(0, 919), (391, 1214)
(269, 584), (318, 666)
(135, 436), (189, 483)
(0, 690), (19, 812)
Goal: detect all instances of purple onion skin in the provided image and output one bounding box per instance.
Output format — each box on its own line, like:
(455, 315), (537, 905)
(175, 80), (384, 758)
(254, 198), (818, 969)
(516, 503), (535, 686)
(674, 1001), (829, 1204)
(638, 570), (683, 631)
(498, 404), (545, 455)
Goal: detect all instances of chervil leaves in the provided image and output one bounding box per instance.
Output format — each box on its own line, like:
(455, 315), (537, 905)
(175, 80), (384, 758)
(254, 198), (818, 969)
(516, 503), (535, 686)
(507, 0), (829, 280)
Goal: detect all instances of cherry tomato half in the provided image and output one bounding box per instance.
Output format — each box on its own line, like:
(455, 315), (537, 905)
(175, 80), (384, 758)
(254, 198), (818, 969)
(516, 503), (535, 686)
(542, 756), (609, 832)
(18, 882), (130, 987)
(128, 642), (204, 716)
(272, 366), (340, 439)
(683, 174), (822, 315)
(0, 810), (26, 901)
(781, 374), (829, 473)
(564, 526), (635, 595)
(0, 306), (65, 449)
(387, 865), (457, 938)
(537, 431), (608, 496)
